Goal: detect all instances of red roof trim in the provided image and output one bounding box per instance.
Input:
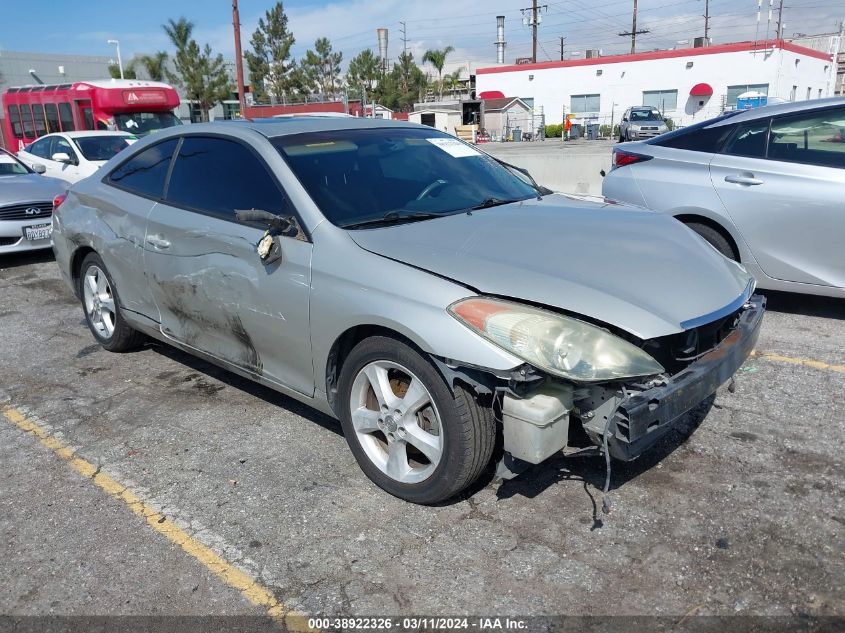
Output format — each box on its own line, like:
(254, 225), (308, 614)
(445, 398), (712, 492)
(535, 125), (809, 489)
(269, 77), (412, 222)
(477, 39), (832, 75)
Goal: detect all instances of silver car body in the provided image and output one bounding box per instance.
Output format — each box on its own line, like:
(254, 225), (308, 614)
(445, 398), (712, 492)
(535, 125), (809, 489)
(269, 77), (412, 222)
(51, 118), (761, 496)
(619, 106), (669, 141)
(603, 97), (845, 298)
(0, 149), (67, 255)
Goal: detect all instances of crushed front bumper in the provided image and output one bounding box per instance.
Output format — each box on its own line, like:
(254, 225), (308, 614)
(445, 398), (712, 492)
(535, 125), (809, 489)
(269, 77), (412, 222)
(607, 294), (765, 460)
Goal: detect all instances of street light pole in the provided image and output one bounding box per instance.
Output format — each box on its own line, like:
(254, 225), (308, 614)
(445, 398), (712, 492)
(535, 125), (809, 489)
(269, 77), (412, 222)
(107, 39), (123, 79)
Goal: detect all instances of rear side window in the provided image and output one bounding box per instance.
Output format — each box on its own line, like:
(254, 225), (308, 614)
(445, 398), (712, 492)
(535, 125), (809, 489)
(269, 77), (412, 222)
(165, 136), (285, 220)
(7, 105), (23, 138)
(108, 138), (178, 198)
(58, 103), (75, 131)
(721, 120), (769, 158)
(767, 106), (845, 169)
(654, 123), (734, 152)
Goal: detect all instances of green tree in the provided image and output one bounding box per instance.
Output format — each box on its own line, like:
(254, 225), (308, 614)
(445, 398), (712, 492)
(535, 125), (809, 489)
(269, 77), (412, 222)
(301, 38), (342, 98)
(442, 69), (463, 98)
(138, 51), (169, 82)
(163, 17), (231, 121)
(108, 62), (137, 79)
(422, 46), (454, 100)
(346, 49), (380, 96)
(244, 2), (297, 104)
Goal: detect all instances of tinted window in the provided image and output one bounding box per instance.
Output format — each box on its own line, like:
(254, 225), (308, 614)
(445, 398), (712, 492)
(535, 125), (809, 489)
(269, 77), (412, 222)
(166, 136), (284, 219)
(73, 135), (132, 161)
(82, 107), (94, 131)
(650, 112), (741, 152)
(26, 137), (52, 159)
(58, 103), (75, 131)
(767, 106), (845, 169)
(273, 127), (538, 228)
(44, 104), (60, 133)
(53, 137), (78, 163)
(8, 105), (23, 138)
(722, 120), (769, 158)
(108, 138), (178, 198)
(20, 105), (34, 137)
(31, 104), (47, 136)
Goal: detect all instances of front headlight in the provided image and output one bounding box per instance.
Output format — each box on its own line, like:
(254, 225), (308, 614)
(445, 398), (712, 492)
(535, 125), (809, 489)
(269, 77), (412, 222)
(448, 297), (665, 382)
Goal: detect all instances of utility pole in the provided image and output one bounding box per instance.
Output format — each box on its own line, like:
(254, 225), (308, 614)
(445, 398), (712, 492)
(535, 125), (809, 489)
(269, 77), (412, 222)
(775, 0), (785, 39)
(619, 0), (649, 54)
(559, 36), (566, 60)
(232, 0), (246, 117)
(399, 21), (408, 55)
(521, 2), (547, 63)
(703, 0), (710, 44)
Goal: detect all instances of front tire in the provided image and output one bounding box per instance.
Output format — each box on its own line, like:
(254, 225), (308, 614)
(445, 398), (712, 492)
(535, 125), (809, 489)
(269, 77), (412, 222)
(79, 253), (145, 352)
(337, 336), (495, 504)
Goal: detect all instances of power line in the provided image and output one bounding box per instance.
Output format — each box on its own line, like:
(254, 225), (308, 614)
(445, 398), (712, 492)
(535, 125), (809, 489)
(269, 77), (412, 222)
(399, 21), (408, 54)
(619, 0), (650, 53)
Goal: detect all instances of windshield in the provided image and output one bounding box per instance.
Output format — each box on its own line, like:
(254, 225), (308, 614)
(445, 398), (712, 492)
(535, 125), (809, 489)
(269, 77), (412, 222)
(73, 135), (133, 161)
(630, 109), (663, 122)
(114, 111), (182, 136)
(0, 150), (31, 175)
(273, 127), (538, 228)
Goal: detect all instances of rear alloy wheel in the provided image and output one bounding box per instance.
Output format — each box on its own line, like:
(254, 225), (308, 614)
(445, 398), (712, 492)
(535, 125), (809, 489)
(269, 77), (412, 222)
(338, 336), (495, 504)
(79, 253), (145, 352)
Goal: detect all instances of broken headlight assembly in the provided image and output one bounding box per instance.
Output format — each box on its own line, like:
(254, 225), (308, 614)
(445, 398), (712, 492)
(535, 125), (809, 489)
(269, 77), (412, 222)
(448, 297), (665, 382)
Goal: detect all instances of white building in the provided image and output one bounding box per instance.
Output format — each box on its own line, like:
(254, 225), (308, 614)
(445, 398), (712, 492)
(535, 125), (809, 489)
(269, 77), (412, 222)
(476, 39), (838, 128)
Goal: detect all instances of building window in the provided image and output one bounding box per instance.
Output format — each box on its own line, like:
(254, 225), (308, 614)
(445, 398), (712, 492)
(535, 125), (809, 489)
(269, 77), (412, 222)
(790, 85), (797, 101)
(222, 101), (240, 120)
(642, 89), (678, 111)
(571, 94), (600, 113)
(806, 87), (812, 100)
(726, 84), (769, 107)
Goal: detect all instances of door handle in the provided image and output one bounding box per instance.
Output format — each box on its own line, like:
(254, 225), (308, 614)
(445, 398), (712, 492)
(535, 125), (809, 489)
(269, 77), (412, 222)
(724, 174), (764, 186)
(146, 236), (171, 249)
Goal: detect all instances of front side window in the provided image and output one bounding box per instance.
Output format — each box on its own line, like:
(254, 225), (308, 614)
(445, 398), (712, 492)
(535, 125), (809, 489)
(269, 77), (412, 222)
(165, 136), (284, 220)
(52, 137), (78, 163)
(108, 138), (178, 198)
(642, 90), (678, 111)
(571, 94), (600, 114)
(113, 111), (182, 136)
(58, 103), (75, 131)
(722, 120), (769, 158)
(273, 127), (538, 228)
(768, 106), (845, 168)
(8, 105), (23, 138)
(73, 135), (132, 161)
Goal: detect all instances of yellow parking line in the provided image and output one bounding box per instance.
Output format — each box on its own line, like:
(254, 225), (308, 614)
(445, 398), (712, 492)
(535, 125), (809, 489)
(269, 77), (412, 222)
(750, 350), (845, 374)
(2, 405), (313, 631)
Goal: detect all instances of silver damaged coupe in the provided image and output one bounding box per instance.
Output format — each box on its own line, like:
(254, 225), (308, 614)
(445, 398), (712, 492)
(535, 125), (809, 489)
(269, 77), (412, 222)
(52, 118), (765, 503)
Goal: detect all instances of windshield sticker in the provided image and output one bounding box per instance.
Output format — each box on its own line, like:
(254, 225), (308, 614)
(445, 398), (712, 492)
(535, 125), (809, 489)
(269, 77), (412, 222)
(426, 138), (480, 158)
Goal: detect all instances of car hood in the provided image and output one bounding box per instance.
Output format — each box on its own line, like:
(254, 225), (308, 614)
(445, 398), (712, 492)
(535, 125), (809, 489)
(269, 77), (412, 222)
(0, 174), (67, 205)
(348, 195), (753, 340)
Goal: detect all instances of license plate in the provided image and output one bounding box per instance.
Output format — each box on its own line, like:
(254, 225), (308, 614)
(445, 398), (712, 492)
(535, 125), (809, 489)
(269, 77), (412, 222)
(23, 223), (52, 241)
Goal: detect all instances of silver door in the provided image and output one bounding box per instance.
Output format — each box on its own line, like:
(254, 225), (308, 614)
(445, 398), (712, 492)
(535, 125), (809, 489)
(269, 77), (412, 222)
(709, 107), (845, 288)
(142, 135), (314, 395)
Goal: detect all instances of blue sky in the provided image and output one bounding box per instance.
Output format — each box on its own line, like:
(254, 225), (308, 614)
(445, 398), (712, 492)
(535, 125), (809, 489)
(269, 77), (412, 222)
(1, 0), (840, 72)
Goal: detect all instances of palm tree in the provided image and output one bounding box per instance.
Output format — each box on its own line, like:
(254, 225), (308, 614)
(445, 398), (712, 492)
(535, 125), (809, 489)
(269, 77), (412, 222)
(422, 46), (454, 100)
(443, 69), (464, 98)
(138, 51), (169, 82)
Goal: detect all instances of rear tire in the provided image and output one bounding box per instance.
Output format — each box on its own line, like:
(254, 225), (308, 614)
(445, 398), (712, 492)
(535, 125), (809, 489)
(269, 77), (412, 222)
(337, 336), (495, 504)
(685, 222), (738, 261)
(78, 253), (145, 352)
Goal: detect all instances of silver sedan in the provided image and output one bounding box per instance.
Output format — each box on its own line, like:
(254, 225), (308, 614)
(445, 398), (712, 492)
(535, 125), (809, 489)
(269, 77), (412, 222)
(52, 118), (762, 503)
(603, 97), (845, 298)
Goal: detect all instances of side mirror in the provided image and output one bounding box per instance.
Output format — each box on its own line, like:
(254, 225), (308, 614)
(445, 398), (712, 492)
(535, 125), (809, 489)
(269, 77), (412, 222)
(622, 117), (628, 122)
(31, 163), (47, 174)
(235, 209), (293, 232)
(235, 209), (298, 266)
(52, 152), (72, 164)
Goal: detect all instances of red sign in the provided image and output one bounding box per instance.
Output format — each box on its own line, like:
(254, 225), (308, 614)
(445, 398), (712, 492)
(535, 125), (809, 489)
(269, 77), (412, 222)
(122, 89), (169, 105)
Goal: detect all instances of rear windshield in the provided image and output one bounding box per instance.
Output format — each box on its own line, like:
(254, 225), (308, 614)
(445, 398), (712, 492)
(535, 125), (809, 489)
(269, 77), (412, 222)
(0, 150), (31, 175)
(73, 135), (133, 161)
(272, 127), (537, 228)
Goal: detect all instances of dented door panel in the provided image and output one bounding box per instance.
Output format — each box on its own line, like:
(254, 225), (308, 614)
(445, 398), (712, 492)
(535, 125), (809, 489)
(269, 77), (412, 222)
(143, 202), (314, 396)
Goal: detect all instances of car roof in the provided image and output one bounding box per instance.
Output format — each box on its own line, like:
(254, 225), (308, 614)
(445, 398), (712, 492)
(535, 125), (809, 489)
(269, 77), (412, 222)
(708, 96), (845, 127)
(167, 116), (419, 140)
(49, 131), (135, 139)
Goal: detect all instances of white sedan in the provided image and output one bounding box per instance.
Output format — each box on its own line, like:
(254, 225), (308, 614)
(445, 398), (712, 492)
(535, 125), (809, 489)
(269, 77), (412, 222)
(17, 131), (136, 184)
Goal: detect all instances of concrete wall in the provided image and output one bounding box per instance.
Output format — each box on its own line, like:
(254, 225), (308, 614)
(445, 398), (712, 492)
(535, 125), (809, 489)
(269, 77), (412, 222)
(477, 40), (833, 128)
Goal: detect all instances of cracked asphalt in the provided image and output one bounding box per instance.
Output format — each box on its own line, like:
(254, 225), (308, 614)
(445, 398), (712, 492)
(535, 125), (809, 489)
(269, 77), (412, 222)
(0, 250), (843, 621)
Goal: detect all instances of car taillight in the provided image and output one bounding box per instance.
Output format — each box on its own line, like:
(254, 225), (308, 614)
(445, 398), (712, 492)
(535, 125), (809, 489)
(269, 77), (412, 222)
(612, 149), (653, 169)
(53, 193), (68, 212)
